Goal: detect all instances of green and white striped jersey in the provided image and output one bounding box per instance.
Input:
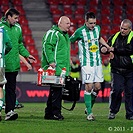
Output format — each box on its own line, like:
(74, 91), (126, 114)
(70, 24), (102, 67)
(0, 28), (12, 68)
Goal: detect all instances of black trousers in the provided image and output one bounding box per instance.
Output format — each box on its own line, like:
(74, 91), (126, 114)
(45, 85), (62, 116)
(110, 72), (133, 117)
(5, 72), (18, 113)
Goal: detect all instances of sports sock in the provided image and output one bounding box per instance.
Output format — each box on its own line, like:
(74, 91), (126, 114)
(0, 99), (3, 111)
(84, 91), (92, 115)
(16, 99), (19, 105)
(91, 89), (99, 108)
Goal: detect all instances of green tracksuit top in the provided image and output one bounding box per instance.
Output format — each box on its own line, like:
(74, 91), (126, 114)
(41, 25), (71, 76)
(70, 24), (102, 67)
(0, 28), (12, 68)
(0, 17), (30, 72)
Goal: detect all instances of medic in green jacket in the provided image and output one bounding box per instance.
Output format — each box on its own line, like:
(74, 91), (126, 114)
(41, 25), (71, 76)
(0, 17), (30, 72)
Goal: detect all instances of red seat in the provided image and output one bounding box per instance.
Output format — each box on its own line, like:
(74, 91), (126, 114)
(101, 7), (110, 15)
(62, 0), (74, 5)
(101, 0), (111, 6)
(109, 26), (119, 35)
(33, 65), (41, 72)
(77, 19), (84, 27)
(70, 18), (77, 27)
(20, 65), (29, 72)
(113, 0), (123, 5)
(124, 0), (133, 5)
(75, 8), (85, 15)
(52, 15), (60, 24)
(101, 25), (110, 35)
(24, 36), (35, 45)
(75, 15), (84, 21)
(49, 5), (58, 13)
(12, 0), (22, 5)
(19, 16), (28, 25)
(14, 5), (26, 15)
(101, 16), (110, 25)
(113, 6), (123, 15)
(64, 8), (73, 15)
(47, 0), (59, 5)
(0, 0), (9, 5)
(87, 5), (97, 14)
(76, 0), (87, 5)
(22, 27), (32, 35)
(1, 5), (9, 13)
(68, 26), (76, 36)
(51, 9), (62, 16)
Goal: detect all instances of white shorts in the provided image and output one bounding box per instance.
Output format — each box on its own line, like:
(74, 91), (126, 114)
(81, 65), (103, 84)
(0, 68), (7, 85)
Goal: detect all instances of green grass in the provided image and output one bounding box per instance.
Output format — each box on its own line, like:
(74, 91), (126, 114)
(0, 102), (133, 133)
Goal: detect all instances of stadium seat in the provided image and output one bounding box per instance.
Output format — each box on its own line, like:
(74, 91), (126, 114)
(62, 0), (74, 5)
(64, 8), (73, 16)
(75, 8), (85, 15)
(77, 19), (84, 27)
(47, 0), (59, 5)
(14, 5), (26, 15)
(70, 18), (77, 27)
(101, 16), (110, 25)
(52, 15), (60, 24)
(1, 5), (9, 13)
(101, 7), (111, 15)
(0, 0), (9, 5)
(68, 26), (76, 36)
(51, 8), (62, 16)
(21, 25), (32, 35)
(19, 16), (28, 25)
(113, 0), (123, 6)
(23, 36), (35, 45)
(76, 0), (87, 6)
(101, 0), (111, 6)
(20, 65), (29, 72)
(12, 0), (22, 5)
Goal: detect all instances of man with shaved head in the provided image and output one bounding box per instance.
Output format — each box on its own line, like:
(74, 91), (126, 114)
(41, 16), (71, 120)
(106, 19), (133, 120)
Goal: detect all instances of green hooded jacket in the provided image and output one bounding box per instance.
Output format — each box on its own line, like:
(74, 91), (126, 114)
(0, 17), (30, 72)
(41, 25), (70, 76)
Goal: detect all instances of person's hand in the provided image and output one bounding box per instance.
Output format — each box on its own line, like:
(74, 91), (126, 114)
(101, 47), (108, 53)
(26, 63), (32, 70)
(110, 52), (114, 59)
(27, 55), (36, 63)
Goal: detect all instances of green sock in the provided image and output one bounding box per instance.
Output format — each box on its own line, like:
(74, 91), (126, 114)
(84, 91), (92, 115)
(0, 99), (3, 111)
(3, 88), (5, 104)
(16, 99), (19, 105)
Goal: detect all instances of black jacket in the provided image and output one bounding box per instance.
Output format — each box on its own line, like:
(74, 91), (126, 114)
(107, 32), (133, 74)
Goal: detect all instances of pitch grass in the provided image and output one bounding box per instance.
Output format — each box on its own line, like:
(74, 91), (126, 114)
(0, 102), (133, 133)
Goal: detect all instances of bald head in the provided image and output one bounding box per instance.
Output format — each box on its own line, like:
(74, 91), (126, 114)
(120, 19), (132, 36)
(58, 16), (71, 32)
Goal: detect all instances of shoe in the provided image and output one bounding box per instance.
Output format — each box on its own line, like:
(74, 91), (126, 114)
(44, 114), (64, 120)
(44, 114), (53, 120)
(126, 116), (133, 120)
(87, 113), (95, 121)
(2, 104), (5, 110)
(108, 113), (115, 119)
(0, 112), (2, 121)
(5, 110), (18, 121)
(53, 114), (64, 120)
(15, 103), (24, 109)
(85, 108), (87, 115)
